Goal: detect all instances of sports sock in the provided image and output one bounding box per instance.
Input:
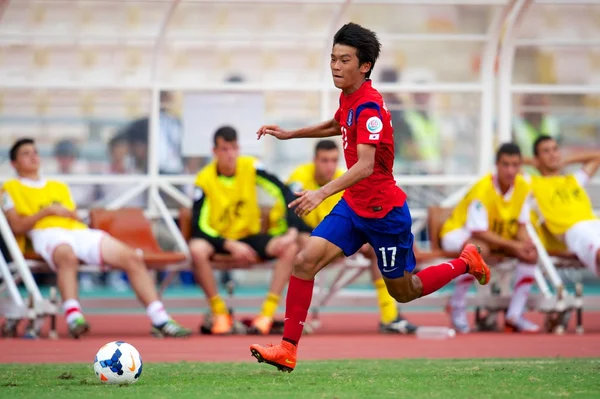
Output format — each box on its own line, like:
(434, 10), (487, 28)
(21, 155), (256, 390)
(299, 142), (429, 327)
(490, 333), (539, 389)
(449, 274), (475, 308)
(417, 258), (467, 297)
(146, 300), (170, 326)
(374, 278), (398, 324)
(209, 295), (229, 316)
(282, 275), (314, 346)
(259, 292), (280, 319)
(63, 298), (83, 325)
(506, 263), (536, 321)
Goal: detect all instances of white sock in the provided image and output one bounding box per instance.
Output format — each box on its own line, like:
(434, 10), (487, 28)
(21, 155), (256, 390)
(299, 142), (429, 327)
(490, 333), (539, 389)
(63, 298), (83, 325)
(506, 263), (536, 321)
(450, 274), (475, 308)
(146, 300), (170, 326)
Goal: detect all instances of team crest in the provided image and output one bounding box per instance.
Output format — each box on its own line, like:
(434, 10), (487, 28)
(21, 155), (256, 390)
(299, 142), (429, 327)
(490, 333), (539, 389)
(366, 116), (383, 133)
(346, 109), (354, 126)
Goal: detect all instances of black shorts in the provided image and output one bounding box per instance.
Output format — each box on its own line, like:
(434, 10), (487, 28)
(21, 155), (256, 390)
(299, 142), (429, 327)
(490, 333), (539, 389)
(216, 234), (275, 260)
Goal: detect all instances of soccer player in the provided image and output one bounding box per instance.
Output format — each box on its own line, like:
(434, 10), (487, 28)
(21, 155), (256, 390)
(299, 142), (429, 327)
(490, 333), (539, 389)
(188, 126), (306, 335)
(528, 135), (600, 276)
(440, 143), (539, 333)
(1, 138), (192, 339)
(249, 22), (490, 372)
(285, 139), (418, 334)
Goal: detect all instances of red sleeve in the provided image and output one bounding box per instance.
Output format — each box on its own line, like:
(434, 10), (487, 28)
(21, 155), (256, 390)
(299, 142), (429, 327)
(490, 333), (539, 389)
(356, 106), (383, 146)
(334, 108), (341, 123)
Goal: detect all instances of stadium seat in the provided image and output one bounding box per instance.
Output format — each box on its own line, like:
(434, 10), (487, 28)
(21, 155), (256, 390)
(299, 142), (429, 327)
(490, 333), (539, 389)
(88, 208), (188, 268)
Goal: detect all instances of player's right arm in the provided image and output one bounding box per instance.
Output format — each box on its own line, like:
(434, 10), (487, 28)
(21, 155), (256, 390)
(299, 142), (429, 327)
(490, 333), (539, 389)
(257, 119), (340, 141)
(190, 186), (258, 263)
(1, 190), (48, 235)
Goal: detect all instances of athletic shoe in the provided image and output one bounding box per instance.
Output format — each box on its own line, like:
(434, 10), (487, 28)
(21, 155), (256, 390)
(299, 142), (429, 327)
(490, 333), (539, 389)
(460, 244), (491, 285)
(68, 315), (90, 339)
(250, 340), (297, 373)
(151, 319), (192, 338)
(379, 316), (418, 334)
(505, 317), (540, 333)
(445, 302), (471, 334)
(248, 315), (273, 335)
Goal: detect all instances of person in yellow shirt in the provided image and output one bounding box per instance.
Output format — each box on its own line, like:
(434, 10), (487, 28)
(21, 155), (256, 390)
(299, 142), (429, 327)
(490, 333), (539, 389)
(286, 139), (418, 334)
(439, 143), (539, 333)
(188, 126), (305, 336)
(527, 135), (600, 276)
(0, 138), (191, 339)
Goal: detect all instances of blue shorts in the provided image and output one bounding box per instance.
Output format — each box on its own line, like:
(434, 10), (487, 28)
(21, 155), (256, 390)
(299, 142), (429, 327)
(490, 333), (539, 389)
(311, 198), (416, 279)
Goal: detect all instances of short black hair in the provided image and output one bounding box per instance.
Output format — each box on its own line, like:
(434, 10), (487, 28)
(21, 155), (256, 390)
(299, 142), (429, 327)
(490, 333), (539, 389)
(213, 126), (237, 146)
(10, 138), (35, 162)
(533, 135), (554, 157)
(495, 142), (521, 163)
(315, 139), (338, 156)
(109, 132), (128, 150)
(333, 23), (381, 79)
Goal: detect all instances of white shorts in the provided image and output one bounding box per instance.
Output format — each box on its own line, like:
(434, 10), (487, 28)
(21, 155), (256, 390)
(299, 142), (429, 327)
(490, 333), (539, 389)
(441, 228), (471, 253)
(29, 228), (107, 271)
(564, 220), (600, 274)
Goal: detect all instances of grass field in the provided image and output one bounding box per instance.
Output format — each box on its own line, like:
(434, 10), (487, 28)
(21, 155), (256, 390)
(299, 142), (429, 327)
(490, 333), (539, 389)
(1, 358), (599, 398)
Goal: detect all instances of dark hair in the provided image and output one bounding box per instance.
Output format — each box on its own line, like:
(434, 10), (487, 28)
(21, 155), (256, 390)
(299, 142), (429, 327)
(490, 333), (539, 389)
(9, 138), (35, 162)
(213, 126), (237, 146)
(533, 135), (554, 157)
(333, 23), (381, 79)
(495, 142), (521, 163)
(315, 139), (338, 156)
(109, 132), (128, 150)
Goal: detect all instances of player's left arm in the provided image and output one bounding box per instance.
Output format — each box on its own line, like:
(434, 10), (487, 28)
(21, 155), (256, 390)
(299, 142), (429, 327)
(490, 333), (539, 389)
(319, 144), (375, 199)
(319, 104), (383, 198)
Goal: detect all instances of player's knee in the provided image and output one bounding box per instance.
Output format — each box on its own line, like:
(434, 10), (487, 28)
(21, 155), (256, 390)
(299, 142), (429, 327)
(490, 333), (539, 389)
(120, 248), (145, 272)
(292, 250), (319, 279)
(53, 245), (78, 269)
(280, 242), (299, 260)
(189, 239), (213, 260)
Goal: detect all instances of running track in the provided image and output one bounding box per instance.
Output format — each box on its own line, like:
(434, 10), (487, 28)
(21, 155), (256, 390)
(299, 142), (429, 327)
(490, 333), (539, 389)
(2, 312), (600, 364)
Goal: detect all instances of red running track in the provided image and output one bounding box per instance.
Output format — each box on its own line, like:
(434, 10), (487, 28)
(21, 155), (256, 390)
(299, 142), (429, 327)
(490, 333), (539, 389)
(1, 312), (600, 364)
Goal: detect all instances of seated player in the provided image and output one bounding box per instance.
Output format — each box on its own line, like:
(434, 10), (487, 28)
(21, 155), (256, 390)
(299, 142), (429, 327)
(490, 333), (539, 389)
(284, 139), (418, 334)
(250, 23), (490, 373)
(188, 126), (304, 335)
(1, 138), (191, 339)
(440, 143), (539, 333)
(528, 135), (600, 276)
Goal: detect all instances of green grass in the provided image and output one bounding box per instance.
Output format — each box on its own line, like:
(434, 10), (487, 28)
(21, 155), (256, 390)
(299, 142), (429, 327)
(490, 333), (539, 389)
(1, 359), (599, 398)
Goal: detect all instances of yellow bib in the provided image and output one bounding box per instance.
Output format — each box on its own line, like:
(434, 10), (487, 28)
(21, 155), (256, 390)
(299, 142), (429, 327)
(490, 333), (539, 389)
(530, 174), (596, 236)
(194, 156), (261, 240)
(440, 174), (530, 240)
(2, 179), (88, 252)
(279, 163), (345, 229)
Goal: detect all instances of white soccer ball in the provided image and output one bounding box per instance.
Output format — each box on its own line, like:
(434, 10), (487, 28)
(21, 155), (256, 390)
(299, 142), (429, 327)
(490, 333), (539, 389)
(93, 341), (143, 385)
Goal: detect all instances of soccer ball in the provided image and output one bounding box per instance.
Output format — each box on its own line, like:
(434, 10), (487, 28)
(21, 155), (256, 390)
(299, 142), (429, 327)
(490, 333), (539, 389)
(93, 341), (143, 384)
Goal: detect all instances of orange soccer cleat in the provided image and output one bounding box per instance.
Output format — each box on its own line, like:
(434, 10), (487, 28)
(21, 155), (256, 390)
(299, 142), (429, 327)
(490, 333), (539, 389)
(459, 244), (491, 286)
(250, 340), (297, 373)
(248, 315), (273, 335)
(211, 313), (234, 335)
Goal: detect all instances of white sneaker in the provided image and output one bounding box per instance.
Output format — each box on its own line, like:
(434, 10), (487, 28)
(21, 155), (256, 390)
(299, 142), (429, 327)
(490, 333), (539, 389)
(445, 303), (470, 333)
(505, 317), (540, 333)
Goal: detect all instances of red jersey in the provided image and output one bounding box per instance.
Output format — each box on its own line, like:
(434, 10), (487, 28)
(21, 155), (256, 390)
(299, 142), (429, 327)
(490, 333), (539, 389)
(334, 80), (407, 218)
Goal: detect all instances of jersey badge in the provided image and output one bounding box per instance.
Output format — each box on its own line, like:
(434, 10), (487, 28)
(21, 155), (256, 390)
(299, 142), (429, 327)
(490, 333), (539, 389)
(346, 109), (354, 126)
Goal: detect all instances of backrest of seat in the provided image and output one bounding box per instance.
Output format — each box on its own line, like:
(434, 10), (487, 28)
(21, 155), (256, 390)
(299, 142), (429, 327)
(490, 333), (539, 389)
(427, 206), (454, 251)
(179, 207), (192, 241)
(89, 208), (162, 253)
